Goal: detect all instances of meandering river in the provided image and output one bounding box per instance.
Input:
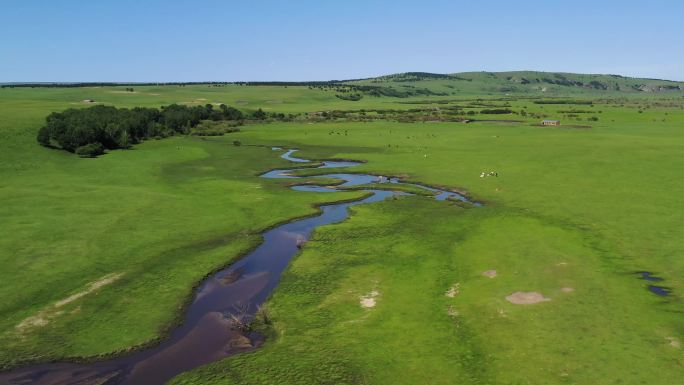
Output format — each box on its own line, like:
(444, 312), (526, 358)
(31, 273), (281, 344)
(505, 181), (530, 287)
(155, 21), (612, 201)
(0, 148), (478, 385)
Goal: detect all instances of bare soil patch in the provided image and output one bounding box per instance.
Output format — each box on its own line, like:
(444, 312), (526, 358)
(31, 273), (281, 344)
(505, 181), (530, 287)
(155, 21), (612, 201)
(666, 337), (681, 348)
(445, 283), (460, 297)
(360, 290), (379, 308)
(55, 273), (123, 307)
(228, 333), (253, 348)
(482, 270), (497, 278)
(15, 273), (123, 333)
(505, 291), (550, 305)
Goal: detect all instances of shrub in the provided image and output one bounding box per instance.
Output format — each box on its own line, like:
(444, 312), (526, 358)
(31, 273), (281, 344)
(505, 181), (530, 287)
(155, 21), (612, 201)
(534, 100), (593, 105)
(75, 142), (104, 158)
(190, 120), (241, 136)
(336, 93), (363, 101)
(37, 126), (51, 147)
(252, 108), (267, 120)
(219, 104), (244, 120)
(480, 108), (514, 114)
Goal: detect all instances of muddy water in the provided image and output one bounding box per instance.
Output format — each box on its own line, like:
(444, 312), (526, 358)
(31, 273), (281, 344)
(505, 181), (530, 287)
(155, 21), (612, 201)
(0, 148), (478, 385)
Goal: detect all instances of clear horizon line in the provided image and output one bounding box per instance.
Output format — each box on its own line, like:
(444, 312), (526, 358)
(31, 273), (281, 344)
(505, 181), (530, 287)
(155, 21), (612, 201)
(2, 70), (683, 85)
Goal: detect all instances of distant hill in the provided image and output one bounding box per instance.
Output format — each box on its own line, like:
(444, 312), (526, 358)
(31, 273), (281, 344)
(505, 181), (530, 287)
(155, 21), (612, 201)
(4, 71), (683, 97)
(346, 71), (684, 96)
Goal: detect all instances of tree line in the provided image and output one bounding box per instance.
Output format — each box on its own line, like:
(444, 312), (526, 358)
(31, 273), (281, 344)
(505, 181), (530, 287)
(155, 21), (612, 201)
(3, 80), (349, 89)
(37, 103), (255, 157)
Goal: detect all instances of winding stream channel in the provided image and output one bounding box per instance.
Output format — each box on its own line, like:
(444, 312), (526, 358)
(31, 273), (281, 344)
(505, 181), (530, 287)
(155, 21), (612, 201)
(0, 148), (479, 385)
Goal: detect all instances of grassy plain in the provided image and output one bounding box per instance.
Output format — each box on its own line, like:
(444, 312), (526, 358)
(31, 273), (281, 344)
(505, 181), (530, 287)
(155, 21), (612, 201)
(171, 105), (684, 384)
(1, 76), (684, 383)
(0, 88), (364, 368)
(173, 198), (683, 385)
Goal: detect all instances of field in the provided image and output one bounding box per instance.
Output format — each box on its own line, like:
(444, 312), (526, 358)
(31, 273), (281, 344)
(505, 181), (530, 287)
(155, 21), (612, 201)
(1, 74), (684, 384)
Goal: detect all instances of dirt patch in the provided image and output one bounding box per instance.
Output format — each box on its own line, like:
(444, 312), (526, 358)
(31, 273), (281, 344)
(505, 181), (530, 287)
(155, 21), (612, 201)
(447, 305), (459, 317)
(561, 287), (574, 293)
(505, 291), (550, 305)
(482, 270), (497, 278)
(228, 333), (253, 348)
(666, 337), (681, 348)
(15, 273), (123, 333)
(55, 273), (123, 307)
(360, 290), (380, 308)
(445, 283), (460, 297)
(16, 314), (51, 329)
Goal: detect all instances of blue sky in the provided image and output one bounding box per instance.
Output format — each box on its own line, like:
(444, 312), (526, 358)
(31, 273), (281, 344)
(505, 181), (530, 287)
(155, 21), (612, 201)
(1, 0), (683, 82)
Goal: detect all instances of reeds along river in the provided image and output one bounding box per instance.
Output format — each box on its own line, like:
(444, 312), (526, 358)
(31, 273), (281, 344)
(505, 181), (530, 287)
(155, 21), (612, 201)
(0, 148), (479, 385)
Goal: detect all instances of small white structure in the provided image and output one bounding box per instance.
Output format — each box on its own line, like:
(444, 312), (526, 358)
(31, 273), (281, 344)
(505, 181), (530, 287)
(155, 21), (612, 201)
(542, 120), (561, 126)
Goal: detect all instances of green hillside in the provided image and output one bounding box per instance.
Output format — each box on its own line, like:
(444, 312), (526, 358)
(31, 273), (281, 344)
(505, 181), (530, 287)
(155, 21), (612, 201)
(347, 70), (684, 96)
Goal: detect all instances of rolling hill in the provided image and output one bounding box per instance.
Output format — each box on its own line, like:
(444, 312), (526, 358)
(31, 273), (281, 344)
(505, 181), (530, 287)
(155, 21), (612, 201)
(346, 70), (684, 96)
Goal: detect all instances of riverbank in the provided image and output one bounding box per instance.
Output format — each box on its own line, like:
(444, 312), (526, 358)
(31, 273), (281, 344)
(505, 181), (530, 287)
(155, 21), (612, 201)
(0, 147), (480, 384)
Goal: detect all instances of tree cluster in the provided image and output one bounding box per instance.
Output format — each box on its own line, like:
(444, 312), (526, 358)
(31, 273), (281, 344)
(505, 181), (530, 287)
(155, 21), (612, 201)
(37, 103), (249, 157)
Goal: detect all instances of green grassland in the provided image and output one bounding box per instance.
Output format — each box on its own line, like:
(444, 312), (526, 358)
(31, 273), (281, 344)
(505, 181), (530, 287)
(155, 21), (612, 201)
(172, 198), (683, 385)
(170, 113), (684, 384)
(1, 73), (684, 383)
(0, 93), (365, 368)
